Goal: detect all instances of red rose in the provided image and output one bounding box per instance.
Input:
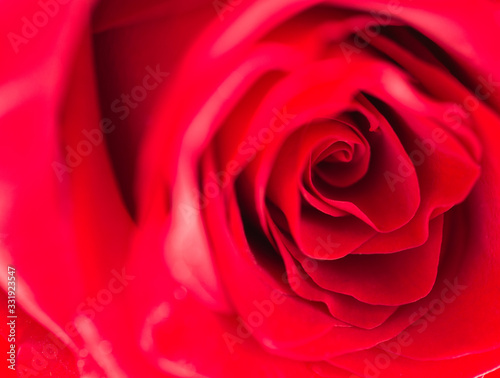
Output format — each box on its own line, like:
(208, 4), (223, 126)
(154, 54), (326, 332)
(1, 0), (500, 377)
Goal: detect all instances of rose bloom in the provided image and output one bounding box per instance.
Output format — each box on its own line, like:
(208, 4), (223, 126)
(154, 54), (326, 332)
(1, 0), (500, 377)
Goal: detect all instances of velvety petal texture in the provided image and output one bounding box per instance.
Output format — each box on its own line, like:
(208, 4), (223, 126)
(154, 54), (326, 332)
(1, 0), (500, 377)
